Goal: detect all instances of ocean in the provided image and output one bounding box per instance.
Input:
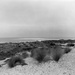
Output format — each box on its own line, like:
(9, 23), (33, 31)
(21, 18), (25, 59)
(0, 38), (50, 43)
(0, 37), (74, 43)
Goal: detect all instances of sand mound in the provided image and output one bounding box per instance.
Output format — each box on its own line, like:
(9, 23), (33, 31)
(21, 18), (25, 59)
(0, 48), (75, 75)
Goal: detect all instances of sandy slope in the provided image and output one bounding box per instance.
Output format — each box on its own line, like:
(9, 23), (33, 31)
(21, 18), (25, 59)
(0, 48), (75, 75)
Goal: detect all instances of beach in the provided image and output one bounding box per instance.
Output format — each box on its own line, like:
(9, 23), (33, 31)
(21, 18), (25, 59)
(0, 47), (75, 75)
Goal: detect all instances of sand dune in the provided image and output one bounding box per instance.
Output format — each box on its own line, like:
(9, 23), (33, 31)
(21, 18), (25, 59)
(0, 48), (75, 75)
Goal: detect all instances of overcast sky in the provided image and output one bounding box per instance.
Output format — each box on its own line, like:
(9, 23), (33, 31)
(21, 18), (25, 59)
(0, 0), (75, 39)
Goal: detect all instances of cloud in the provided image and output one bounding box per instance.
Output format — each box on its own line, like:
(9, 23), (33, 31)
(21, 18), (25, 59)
(0, 1), (75, 38)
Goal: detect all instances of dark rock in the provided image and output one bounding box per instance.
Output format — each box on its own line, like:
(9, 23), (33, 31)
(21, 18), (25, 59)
(67, 43), (75, 47)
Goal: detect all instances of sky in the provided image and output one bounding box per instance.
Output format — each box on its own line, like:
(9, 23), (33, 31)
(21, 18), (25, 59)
(0, 0), (75, 39)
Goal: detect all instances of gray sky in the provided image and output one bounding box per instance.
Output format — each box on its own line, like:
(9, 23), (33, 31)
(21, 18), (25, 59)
(0, 0), (75, 39)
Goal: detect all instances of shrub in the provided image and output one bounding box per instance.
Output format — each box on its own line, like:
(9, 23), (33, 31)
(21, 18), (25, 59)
(31, 46), (67, 63)
(31, 47), (47, 63)
(8, 56), (27, 68)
